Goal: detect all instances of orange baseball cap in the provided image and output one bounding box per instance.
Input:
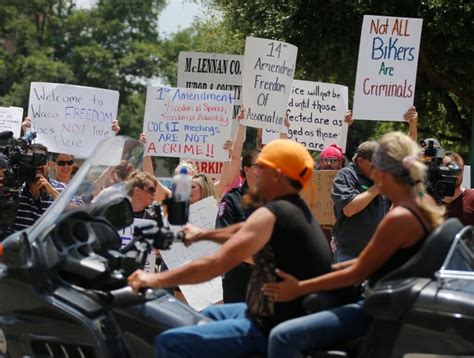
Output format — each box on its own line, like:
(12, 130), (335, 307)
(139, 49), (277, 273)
(257, 139), (314, 187)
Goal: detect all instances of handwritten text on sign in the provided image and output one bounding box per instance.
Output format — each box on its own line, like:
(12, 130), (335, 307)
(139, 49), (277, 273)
(28, 82), (119, 158)
(0, 107), (24, 138)
(353, 15), (423, 121)
(143, 87), (234, 161)
(241, 37), (298, 131)
(301, 170), (337, 226)
(178, 52), (243, 134)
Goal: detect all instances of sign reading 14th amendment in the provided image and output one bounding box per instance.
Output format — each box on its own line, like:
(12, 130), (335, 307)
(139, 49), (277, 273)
(143, 87), (234, 161)
(28, 82), (119, 158)
(241, 37), (298, 131)
(353, 15), (423, 121)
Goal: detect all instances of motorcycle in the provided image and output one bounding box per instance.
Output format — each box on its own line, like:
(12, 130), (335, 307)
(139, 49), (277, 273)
(310, 217), (474, 358)
(1, 135), (473, 358)
(0, 136), (208, 358)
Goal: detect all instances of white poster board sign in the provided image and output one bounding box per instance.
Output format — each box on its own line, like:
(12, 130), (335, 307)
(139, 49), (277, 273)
(0, 107), (23, 138)
(28, 82), (119, 158)
(143, 86), (234, 161)
(353, 15), (423, 121)
(241, 37), (298, 130)
(119, 218), (157, 273)
(463, 165), (471, 189)
(178, 51), (243, 136)
(161, 196), (222, 311)
(261, 81), (348, 152)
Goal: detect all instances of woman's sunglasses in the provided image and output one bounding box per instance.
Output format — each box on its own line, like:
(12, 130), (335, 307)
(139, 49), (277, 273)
(139, 186), (156, 194)
(57, 160), (74, 166)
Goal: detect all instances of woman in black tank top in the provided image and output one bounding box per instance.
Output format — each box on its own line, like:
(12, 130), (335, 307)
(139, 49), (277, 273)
(263, 132), (446, 358)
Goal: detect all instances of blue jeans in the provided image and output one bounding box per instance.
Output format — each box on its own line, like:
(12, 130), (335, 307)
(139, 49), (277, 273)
(334, 249), (355, 263)
(154, 303), (267, 357)
(268, 301), (370, 358)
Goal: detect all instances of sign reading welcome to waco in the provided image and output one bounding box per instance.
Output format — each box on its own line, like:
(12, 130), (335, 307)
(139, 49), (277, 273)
(353, 15), (423, 121)
(28, 82), (119, 158)
(241, 37), (298, 131)
(143, 86), (234, 161)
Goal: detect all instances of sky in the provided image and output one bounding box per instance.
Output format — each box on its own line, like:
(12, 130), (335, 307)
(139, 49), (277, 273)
(75, 0), (203, 37)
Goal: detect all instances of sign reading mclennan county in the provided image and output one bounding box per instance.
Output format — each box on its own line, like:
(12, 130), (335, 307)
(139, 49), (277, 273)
(28, 82), (119, 158)
(353, 15), (423, 121)
(0, 107), (23, 138)
(178, 51), (243, 129)
(143, 86), (234, 161)
(241, 37), (298, 131)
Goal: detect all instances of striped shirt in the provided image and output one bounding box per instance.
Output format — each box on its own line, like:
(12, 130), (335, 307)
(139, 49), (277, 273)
(13, 179), (65, 232)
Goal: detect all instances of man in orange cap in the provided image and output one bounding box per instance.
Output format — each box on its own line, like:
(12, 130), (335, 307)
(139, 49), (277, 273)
(128, 139), (332, 357)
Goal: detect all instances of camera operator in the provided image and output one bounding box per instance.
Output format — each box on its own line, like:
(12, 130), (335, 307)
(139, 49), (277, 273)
(13, 143), (65, 232)
(441, 152), (474, 225)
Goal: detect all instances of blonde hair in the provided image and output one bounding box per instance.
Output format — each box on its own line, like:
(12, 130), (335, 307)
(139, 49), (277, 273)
(378, 131), (445, 227)
(192, 173), (216, 201)
(126, 171), (158, 197)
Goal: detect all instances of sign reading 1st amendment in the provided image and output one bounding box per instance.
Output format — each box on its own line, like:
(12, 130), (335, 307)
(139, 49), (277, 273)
(28, 82), (119, 158)
(0, 107), (24, 138)
(143, 86), (234, 161)
(353, 15), (423, 121)
(241, 37), (298, 131)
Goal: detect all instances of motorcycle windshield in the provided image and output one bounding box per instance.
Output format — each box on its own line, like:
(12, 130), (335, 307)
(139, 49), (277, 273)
(28, 136), (144, 241)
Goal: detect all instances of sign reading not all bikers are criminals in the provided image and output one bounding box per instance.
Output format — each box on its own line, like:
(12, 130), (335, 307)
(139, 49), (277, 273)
(28, 82), (119, 158)
(353, 15), (423, 121)
(143, 86), (234, 161)
(241, 37), (298, 131)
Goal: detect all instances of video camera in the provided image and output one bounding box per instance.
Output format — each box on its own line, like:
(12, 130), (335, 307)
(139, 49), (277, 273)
(421, 139), (461, 203)
(0, 130), (46, 234)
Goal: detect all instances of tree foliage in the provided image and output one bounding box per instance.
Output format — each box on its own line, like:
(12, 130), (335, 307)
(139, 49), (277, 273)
(0, 0), (166, 139)
(193, 0), (473, 156)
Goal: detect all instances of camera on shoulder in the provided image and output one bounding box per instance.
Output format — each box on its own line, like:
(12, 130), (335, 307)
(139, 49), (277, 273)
(421, 139), (461, 203)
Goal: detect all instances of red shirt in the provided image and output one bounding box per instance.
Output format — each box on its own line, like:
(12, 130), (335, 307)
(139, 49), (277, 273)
(446, 189), (474, 225)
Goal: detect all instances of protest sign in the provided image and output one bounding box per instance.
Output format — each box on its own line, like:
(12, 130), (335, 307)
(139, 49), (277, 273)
(143, 86), (234, 161)
(0, 107), (23, 138)
(353, 15), (423, 121)
(241, 37), (298, 131)
(301, 170), (337, 226)
(161, 196), (222, 311)
(180, 159), (224, 181)
(28, 82), (119, 158)
(119, 218), (157, 273)
(178, 51), (243, 135)
(178, 52), (243, 174)
(262, 81), (349, 152)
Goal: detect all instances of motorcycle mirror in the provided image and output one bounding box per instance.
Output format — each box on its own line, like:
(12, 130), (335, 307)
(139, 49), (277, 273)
(0, 232), (31, 269)
(90, 193), (134, 230)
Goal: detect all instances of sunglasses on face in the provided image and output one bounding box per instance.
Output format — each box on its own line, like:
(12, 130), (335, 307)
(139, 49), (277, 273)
(139, 186), (156, 194)
(57, 160), (74, 166)
(320, 158), (340, 164)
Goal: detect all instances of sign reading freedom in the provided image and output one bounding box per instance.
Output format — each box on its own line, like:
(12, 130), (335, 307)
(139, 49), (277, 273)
(28, 82), (119, 158)
(143, 86), (234, 161)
